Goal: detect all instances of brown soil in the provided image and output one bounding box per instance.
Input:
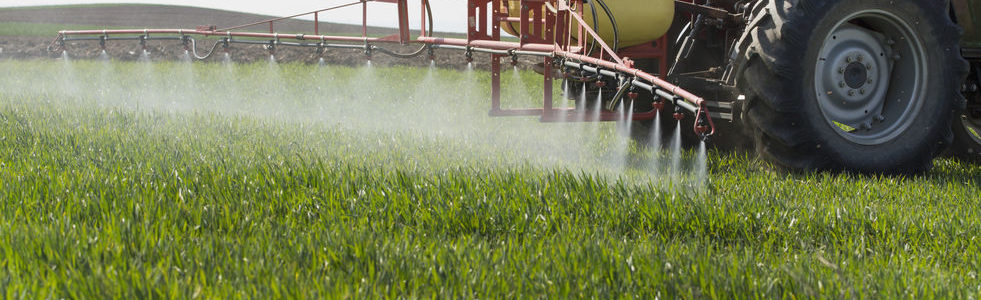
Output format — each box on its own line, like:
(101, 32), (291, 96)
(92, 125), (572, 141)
(0, 4), (540, 70)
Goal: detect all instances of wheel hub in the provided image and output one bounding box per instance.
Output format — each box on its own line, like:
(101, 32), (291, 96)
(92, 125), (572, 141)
(843, 62), (868, 89)
(813, 12), (926, 145)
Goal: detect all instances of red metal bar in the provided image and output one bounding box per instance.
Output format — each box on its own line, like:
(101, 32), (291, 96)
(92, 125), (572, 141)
(420, 0), (428, 37)
(314, 12), (319, 35)
(362, 0), (368, 37)
(396, 0), (410, 44)
(543, 56), (554, 115)
(269, 21), (274, 34)
(491, 54), (502, 114)
(566, 5), (623, 64)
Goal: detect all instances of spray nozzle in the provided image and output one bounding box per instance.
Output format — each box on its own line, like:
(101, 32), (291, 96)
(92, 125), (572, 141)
(364, 44), (373, 60)
(428, 45), (436, 62)
(652, 94), (664, 111)
(99, 35), (107, 51)
(695, 116), (711, 137)
(673, 105), (685, 121)
(465, 47), (474, 63)
(594, 80), (607, 88)
(181, 35), (191, 51)
(266, 40), (276, 55)
(316, 42), (326, 58)
(627, 87), (639, 101)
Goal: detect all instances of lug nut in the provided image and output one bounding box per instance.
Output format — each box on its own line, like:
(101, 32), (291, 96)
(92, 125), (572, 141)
(846, 56), (853, 63)
(839, 81), (846, 88)
(860, 89), (866, 95)
(866, 64), (873, 70)
(857, 55), (864, 62)
(848, 90), (856, 96)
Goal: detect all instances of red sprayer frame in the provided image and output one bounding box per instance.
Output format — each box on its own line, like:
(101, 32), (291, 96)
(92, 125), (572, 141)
(49, 0), (716, 138)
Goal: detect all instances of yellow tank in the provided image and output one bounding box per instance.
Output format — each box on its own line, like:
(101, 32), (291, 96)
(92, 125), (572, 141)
(500, 0), (674, 49)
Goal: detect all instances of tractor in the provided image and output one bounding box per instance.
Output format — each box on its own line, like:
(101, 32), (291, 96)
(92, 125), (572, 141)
(50, 0), (979, 173)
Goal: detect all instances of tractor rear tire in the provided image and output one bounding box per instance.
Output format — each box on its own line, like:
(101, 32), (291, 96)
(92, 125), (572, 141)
(736, 0), (968, 173)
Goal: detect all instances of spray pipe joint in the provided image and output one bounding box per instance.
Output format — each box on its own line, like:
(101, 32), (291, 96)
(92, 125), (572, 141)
(673, 104), (685, 121)
(266, 40), (277, 55)
(652, 95), (664, 111)
(695, 115), (711, 137)
(316, 42), (326, 58)
(627, 86), (639, 101)
(139, 29), (149, 50)
(181, 35), (191, 51)
(221, 38), (230, 52)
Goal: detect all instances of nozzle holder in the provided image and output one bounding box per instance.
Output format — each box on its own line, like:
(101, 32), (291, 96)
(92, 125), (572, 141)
(673, 112), (685, 121)
(266, 40), (276, 55)
(595, 80), (607, 88)
(628, 91), (639, 100)
(695, 124), (710, 135)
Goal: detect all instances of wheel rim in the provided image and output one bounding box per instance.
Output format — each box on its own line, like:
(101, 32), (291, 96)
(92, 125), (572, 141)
(814, 9), (927, 145)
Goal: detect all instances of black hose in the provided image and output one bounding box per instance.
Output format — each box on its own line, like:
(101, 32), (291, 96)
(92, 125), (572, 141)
(586, 0), (600, 56)
(594, 0), (619, 51)
(371, 0), (434, 58)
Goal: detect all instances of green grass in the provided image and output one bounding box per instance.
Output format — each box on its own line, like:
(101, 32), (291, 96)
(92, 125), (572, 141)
(0, 59), (979, 298)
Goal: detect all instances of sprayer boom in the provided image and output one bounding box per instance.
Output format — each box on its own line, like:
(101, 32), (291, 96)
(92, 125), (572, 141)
(49, 0), (717, 139)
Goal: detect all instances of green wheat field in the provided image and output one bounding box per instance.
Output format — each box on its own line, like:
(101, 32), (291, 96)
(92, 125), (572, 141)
(0, 58), (978, 298)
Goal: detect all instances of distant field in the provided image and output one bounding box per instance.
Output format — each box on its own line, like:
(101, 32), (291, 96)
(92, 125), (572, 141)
(0, 58), (978, 297)
(0, 22), (128, 37)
